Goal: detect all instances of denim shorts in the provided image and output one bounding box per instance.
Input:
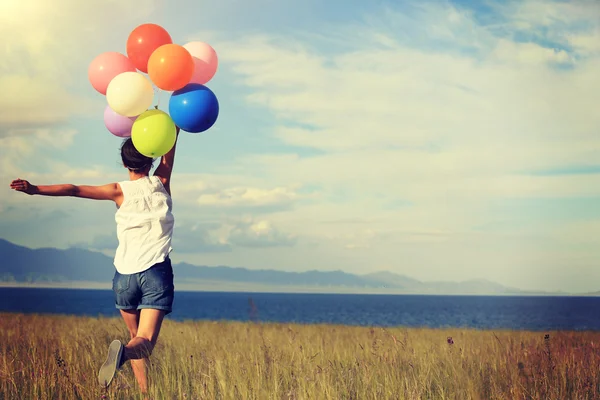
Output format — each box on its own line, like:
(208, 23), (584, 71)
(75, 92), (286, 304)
(112, 257), (174, 315)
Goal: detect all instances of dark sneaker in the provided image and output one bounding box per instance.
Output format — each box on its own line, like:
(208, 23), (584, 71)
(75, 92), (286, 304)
(98, 340), (124, 387)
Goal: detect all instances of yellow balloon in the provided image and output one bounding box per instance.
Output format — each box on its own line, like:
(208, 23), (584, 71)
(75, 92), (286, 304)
(106, 72), (154, 117)
(131, 109), (177, 158)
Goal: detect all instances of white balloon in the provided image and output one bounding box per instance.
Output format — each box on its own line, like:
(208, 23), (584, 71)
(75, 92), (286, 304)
(106, 72), (154, 117)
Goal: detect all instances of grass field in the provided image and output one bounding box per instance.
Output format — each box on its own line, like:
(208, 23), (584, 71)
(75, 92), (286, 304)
(1, 312), (599, 399)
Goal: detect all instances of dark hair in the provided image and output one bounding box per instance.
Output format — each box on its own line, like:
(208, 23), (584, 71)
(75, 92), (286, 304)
(120, 138), (154, 172)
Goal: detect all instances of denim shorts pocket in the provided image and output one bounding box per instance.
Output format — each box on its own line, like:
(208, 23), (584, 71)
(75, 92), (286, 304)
(143, 260), (173, 291)
(112, 271), (131, 294)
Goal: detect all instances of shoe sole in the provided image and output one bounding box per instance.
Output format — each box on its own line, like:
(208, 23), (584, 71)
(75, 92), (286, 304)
(98, 340), (123, 387)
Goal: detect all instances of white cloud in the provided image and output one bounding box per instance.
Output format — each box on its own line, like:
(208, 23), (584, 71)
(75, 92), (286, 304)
(225, 36), (597, 146)
(0, 129), (77, 178)
(0, 128), (107, 175)
(44, 162), (115, 180)
(486, 1), (600, 60)
(227, 218), (296, 248)
(492, 39), (573, 64)
(3, 128), (78, 147)
(566, 30), (600, 54)
(493, 0), (600, 30)
(198, 186), (298, 208)
(170, 217), (296, 252)
(341, 228), (378, 250)
(0, 76), (100, 129)
(169, 173), (315, 211)
(0, 0), (160, 128)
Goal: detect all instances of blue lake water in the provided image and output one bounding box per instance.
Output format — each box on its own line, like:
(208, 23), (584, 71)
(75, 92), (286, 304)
(1, 287), (599, 331)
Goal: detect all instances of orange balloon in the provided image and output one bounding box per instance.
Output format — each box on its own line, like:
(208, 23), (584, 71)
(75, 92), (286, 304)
(148, 44), (194, 91)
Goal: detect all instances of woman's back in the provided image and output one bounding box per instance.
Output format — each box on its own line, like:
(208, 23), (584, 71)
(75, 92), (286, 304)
(114, 175), (174, 274)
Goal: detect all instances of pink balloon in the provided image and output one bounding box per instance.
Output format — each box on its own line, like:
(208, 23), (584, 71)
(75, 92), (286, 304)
(104, 105), (137, 137)
(89, 52), (137, 95)
(183, 42), (218, 85)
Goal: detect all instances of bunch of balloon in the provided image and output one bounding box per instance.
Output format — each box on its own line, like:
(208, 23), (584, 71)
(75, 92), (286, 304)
(88, 23), (220, 158)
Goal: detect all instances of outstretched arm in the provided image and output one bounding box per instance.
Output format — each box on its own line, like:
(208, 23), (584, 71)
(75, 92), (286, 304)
(154, 127), (180, 195)
(10, 179), (122, 203)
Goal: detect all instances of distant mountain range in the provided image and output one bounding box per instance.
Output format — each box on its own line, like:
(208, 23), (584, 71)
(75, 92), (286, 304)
(0, 238), (573, 295)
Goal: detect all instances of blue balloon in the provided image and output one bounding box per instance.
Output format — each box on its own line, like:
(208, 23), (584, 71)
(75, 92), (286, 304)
(169, 84), (219, 133)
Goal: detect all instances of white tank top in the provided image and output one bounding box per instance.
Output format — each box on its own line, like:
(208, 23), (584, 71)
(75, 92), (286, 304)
(113, 176), (174, 274)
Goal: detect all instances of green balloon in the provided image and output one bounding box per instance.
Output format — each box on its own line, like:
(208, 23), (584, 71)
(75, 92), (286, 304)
(131, 109), (177, 158)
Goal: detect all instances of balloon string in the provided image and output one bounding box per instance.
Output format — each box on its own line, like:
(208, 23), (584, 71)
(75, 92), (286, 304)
(152, 85), (160, 110)
(156, 89), (162, 110)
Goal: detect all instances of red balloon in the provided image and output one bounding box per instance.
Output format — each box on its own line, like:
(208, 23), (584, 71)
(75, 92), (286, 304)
(126, 23), (172, 73)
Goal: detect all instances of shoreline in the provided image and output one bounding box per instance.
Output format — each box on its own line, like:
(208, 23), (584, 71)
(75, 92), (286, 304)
(0, 281), (591, 296)
(0, 311), (595, 333)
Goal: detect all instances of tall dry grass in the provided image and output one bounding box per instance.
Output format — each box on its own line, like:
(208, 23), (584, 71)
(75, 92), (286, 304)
(1, 312), (599, 399)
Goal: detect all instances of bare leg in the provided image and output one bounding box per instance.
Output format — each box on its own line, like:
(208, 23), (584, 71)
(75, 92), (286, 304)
(120, 309), (166, 395)
(119, 310), (149, 393)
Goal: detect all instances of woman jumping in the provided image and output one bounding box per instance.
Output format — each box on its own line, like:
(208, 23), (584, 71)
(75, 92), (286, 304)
(9, 129), (179, 396)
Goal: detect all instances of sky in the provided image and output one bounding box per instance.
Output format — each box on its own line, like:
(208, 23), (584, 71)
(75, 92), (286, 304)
(0, 0), (599, 293)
